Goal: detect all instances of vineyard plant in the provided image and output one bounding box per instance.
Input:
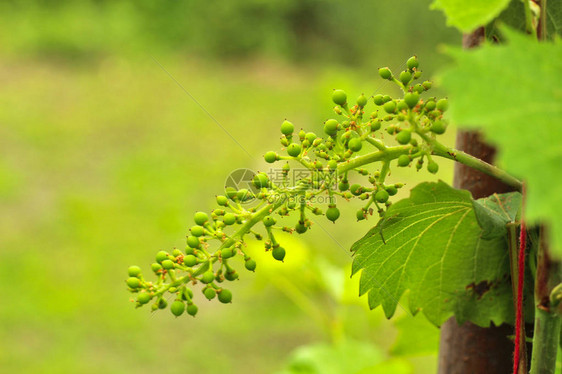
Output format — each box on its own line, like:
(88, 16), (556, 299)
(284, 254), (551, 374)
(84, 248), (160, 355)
(125, 1), (562, 373)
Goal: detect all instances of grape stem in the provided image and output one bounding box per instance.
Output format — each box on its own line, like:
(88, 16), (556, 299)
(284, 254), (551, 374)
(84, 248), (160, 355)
(335, 140), (523, 191)
(432, 143), (522, 192)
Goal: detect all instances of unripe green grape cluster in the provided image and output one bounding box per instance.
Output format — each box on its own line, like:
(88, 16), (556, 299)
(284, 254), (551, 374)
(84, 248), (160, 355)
(126, 56), (451, 316)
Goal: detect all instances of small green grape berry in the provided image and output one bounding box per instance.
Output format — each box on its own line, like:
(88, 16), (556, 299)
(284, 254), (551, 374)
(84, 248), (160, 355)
(422, 81), (432, 90)
(375, 189), (390, 203)
(356, 209), (365, 221)
(397, 100), (408, 112)
(397, 154), (411, 167)
(429, 110), (442, 119)
(326, 206), (340, 222)
(158, 298), (167, 309)
(137, 292), (151, 305)
(424, 100), (436, 111)
(287, 143), (302, 157)
(203, 287), (216, 300)
(263, 215), (276, 227)
(413, 84), (424, 94)
(272, 246), (286, 261)
(187, 236), (200, 249)
(162, 259), (174, 270)
(218, 289), (233, 304)
(156, 251), (169, 263)
(413, 70), (422, 79)
(427, 161), (439, 174)
(332, 89), (347, 106)
(430, 120), (447, 135)
(281, 120), (294, 135)
(383, 95), (392, 103)
(171, 249), (182, 258)
(399, 71), (412, 86)
(216, 195), (228, 206)
(187, 304), (198, 316)
(151, 262), (163, 273)
(170, 300), (185, 317)
(357, 94), (367, 107)
(221, 248), (235, 259)
(127, 277), (141, 288)
(328, 160), (338, 170)
(350, 184), (363, 196)
(223, 213), (236, 226)
(194, 212), (208, 226)
(306, 132), (317, 143)
(128, 266), (142, 278)
(385, 185), (398, 196)
(225, 270), (239, 281)
(201, 270), (215, 284)
(264, 151), (278, 163)
(295, 221), (308, 234)
(190, 226), (205, 237)
(338, 180), (349, 191)
(225, 187), (238, 200)
(348, 138), (362, 152)
(373, 94), (385, 106)
(324, 119), (339, 136)
(379, 67), (392, 80)
(436, 98), (449, 112)
(183, 255), (197, 267)
(287, 199), (297, 209)
(370, 120), (381, 131)
(253, 173), (269, 189)
(237, 189), (252, 201)
(396, 130), (411, 145)
(404, 92), (419, 109)
(245, 258), (257, 272)
(383, 100), (396, 114)
(407, 56), (419, 70)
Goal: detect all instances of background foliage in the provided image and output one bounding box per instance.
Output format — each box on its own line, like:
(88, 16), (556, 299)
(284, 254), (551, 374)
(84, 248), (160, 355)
(0, 1), (466, 373)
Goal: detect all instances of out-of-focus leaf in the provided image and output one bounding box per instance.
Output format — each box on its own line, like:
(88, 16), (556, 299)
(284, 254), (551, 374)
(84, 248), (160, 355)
(391, 314), (439, 356)
(431, 0), (511, 32)
(440, 28), (562, 256)
(278, 340), (384, 374)
(356, 359), (412, 374)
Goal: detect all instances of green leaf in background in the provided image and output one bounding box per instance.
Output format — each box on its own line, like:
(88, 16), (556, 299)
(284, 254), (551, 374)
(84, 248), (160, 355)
(351, 181), (515, 327)
(472, 192), (522, 239)
(440, 28), (562, 256)
(278, 340), (385, 374)
(356, 359), (412, 374)
(431, 0), (511, 32)
(391, 313), (440, 357)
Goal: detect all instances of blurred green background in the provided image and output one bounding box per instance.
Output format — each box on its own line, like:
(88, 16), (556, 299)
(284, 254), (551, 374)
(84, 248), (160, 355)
(0, 1), (461, 373)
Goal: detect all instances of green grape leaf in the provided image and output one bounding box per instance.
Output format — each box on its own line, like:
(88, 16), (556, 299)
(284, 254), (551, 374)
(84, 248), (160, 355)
(351, 181), (515, 327)
(278, 340), (384, 374)
(440, 28), (562, 256)
(473, 192), (522, 239)
(431, 0), (512, 32)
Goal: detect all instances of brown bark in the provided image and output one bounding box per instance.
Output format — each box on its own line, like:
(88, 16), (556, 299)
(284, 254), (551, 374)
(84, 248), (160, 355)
(437, 28), (518, 374)
(437, 131), (517, 374)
